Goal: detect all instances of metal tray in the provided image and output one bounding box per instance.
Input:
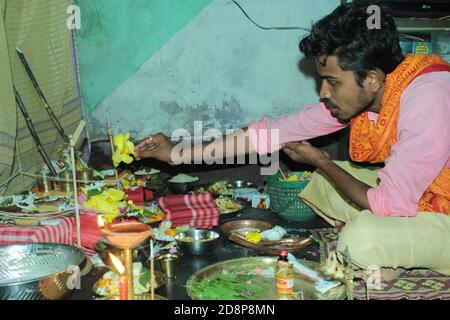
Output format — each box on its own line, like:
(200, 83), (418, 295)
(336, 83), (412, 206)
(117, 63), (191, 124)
(186, 257), (346, 300)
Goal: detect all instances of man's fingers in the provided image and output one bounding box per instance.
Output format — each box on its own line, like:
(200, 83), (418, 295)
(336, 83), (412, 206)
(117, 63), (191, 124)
(135, 141), (148, 150)
(301, 140), (312, 146)
(283, 142), (300, 150)
(282, 147), (295, 157)
(135, 142), (156, 152)
(135, 137), (154, 150)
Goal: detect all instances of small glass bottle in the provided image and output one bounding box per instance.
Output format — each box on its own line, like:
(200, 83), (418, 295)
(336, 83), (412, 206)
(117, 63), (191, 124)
(275, 250), (294, 295)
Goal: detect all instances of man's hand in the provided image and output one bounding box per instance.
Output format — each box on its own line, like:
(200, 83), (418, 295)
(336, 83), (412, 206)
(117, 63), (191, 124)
(282, 141), (329, 166)
(134, 133), (174, 163)
(283, 141), (371, 211)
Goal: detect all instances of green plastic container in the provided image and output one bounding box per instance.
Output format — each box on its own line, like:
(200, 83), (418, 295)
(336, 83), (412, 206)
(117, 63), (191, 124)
(266, 172), (316, 221)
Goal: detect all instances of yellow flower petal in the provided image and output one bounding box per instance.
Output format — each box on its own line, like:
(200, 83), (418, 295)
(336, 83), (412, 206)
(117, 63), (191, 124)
(113, 134), (125, 149)
(112, 133), (135, 167)
(121, 154), (134, 165)
(125, 140), (134, 153)
(112, 151), (122, 167)
(245, 232), (261, 244)
(104, 188), (125, 202)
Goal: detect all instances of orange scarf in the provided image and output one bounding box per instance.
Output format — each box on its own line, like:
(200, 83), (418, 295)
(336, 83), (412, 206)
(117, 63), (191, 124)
(349, 54), (450, 214)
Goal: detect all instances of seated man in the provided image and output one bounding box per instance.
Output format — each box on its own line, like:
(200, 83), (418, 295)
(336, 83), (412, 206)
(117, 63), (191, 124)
(134, 2), (450, 275)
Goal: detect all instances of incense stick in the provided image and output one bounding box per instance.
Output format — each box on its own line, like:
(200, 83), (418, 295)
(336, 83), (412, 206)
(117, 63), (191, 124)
(150, 239), (155, 300)
(107, 122), (121, 189)
(278, 167), (288, 180)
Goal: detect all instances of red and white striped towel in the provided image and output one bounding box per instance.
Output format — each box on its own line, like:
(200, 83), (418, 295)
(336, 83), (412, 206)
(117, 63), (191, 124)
(158, 193), (219, 229)
(0, 211), (101, 257)
(0, 217), (73, 245)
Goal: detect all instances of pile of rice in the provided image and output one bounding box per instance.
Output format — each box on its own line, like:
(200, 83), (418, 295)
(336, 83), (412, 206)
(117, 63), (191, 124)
(168, 174), (199, 183)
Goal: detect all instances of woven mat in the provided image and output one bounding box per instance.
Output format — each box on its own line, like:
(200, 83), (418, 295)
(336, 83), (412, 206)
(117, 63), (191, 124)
(310, 228), (450, 300)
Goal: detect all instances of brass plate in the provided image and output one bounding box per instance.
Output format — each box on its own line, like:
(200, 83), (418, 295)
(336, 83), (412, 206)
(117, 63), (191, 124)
(228, 233), (313, 255)
(186, 257), (346, 300)
(220, 219), (272, 237)
(96, 293), (168, 300)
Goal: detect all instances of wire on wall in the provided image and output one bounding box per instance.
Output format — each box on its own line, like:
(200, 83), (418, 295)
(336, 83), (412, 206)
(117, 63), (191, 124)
(232, 0), (311, 32)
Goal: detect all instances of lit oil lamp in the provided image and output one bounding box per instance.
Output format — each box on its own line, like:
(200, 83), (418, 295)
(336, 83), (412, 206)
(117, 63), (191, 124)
(97, 214), (105, 229)
(108, 252), (128, 300)
(100, 221), (152, 300)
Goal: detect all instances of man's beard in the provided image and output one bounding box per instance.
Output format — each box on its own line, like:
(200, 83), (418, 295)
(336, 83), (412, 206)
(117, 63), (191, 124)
(340, 88), (375, 121)
(357, 88), (376, 115)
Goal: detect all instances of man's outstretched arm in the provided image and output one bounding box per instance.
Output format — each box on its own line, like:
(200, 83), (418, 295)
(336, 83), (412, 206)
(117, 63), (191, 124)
(134, 128), (256, 164)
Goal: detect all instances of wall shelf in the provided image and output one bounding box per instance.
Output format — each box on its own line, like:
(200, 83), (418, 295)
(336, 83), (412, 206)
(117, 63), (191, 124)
(395, 18), (450, 32)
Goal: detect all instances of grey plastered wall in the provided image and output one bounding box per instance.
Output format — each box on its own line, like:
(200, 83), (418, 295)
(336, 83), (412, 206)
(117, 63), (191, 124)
(86, 0), (341, 141)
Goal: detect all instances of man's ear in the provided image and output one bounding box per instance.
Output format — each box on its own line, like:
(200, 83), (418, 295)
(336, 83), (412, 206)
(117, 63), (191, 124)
(365, 69), (385, 93)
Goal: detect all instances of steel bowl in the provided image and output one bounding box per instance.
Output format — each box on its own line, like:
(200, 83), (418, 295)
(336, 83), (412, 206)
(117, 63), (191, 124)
(174, 229), (220, 256)
(226, 180), (257, 189)
(167, 179), (199, 194)
(134, 169), (161, 181)
(0, 243), (87, 300)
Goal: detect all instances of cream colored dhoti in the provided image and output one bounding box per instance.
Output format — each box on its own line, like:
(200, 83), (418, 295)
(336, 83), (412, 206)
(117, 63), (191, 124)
(300, 161), (450, 276)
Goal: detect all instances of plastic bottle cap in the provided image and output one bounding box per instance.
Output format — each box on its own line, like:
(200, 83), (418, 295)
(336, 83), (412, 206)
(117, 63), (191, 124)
(279, 250), (288, 256)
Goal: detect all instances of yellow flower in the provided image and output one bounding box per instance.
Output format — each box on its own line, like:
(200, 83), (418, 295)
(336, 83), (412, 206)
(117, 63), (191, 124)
(82, 188), (125, 215)
(112, 133), (135, 167)
(102, 188), (125, 202)
(302, 171), (312, 179)
(245, 232), (262, 244)
(164, 228), (177, 237)
(120, 178), (130, 188)
(83, 196), (121, 214)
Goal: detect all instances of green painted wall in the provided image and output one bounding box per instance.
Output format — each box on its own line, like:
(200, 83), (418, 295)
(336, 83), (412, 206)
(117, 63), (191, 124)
(75, 0), (212, 113)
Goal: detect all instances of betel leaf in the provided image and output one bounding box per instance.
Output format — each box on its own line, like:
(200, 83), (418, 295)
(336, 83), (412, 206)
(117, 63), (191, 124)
(139, 268), (151, 288)
(87, 188), (103, 197)
(188, 273), (264, 300)
(143, 209), (157, 217)
(0, 196), (13, 207)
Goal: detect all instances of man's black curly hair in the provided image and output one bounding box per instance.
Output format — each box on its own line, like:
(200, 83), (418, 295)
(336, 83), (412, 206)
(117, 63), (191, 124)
(299, 1), (404, 87)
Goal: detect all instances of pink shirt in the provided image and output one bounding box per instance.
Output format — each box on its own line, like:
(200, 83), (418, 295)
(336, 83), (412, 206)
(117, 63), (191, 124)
(248, 72), (450, 217)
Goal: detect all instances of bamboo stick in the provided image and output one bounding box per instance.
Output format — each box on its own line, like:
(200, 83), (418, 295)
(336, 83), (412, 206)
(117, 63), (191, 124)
(16, 48), (69, 143)
(14, 86), (57, 176)
(69, 135), (81, 247)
